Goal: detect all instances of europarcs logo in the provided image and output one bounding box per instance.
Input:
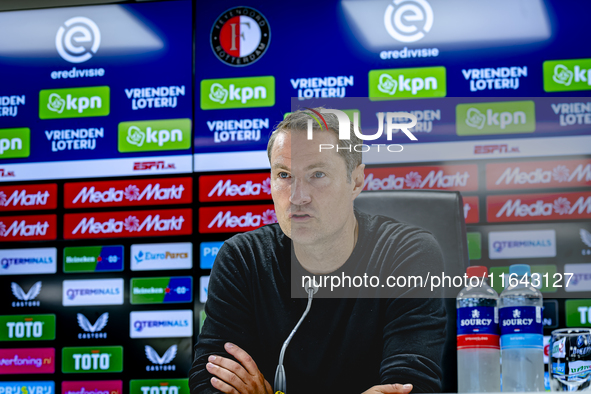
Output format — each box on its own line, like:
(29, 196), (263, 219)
(56, 16), (101, 63)
(384, 0), (434, 43)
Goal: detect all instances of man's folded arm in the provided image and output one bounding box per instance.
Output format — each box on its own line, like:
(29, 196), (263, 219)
(380, 231), (447, 393)
(189, 242), (255, 394)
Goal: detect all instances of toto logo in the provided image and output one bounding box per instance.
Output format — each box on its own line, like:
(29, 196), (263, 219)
(384, 0), (434, 43)
(304, 108), (417, 153)
(56, 16), (101, 63)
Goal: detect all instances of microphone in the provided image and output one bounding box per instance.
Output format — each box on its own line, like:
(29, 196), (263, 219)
(274, 279), (318, 394)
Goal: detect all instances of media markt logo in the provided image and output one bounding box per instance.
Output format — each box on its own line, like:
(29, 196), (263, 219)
(56, 16), (101, 63)
(0, 314), (56, 341)
(456, 101), (536, 136)
(0, 128), (30, 159)
(131, 277), (192, 304)
(384, 0), (434, 43)
(201, 76), (275, 110)
(544, 58), (591, 92)
(64, 245), (123, 273)
(211, 6), (271, 66)
(39, 86), (110, 119)
(118, 119), (191, 153)
(62, 346), (123, 373)
(129, 379), (189, 394)
(368, 67), (446, 100)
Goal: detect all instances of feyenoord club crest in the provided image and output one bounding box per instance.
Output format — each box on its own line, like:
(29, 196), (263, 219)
(210, 6), (271, 67)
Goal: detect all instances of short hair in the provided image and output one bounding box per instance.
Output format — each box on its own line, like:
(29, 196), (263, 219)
(267, 108), (362, 182)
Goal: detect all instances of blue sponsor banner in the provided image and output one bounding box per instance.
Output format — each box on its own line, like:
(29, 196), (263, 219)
(164, 277), (193, 303)
(0, 381), (55, 394)
(200, 242), (223, 269)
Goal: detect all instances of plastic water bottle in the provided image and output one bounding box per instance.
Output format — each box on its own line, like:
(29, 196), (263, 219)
(499, 264), (545, 392)
(457, 266), (500, 392)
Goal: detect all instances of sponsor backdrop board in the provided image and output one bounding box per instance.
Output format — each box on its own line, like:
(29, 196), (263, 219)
(0, 0), (590, 392)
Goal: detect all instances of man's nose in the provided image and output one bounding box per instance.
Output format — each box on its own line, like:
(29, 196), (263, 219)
(289, 178), (311, 205)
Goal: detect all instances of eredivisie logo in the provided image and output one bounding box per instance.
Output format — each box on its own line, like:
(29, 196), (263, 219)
(211, 6), (271, 66)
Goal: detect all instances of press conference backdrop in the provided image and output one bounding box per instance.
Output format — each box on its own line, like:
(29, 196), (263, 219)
(0, 0), (590, 393)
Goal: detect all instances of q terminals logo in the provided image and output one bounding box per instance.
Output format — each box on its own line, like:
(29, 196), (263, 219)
(211, 7), (270, 66)
(384, 0), (434, 43)
(56, 16), (101, 63)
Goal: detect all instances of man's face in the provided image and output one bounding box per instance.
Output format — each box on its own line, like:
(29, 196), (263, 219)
(270, 130), (364, 246)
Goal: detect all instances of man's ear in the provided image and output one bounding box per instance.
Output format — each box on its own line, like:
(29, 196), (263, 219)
(351, 163), (365, 199)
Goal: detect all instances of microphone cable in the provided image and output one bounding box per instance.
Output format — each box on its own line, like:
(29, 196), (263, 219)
(273, 280), (318, 394)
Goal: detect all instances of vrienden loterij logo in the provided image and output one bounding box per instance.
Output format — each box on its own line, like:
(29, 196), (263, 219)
(302, 108), (417, 153)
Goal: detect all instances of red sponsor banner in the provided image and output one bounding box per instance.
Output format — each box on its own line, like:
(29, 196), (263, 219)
(64, 177), (192, 208)
(64, 208), (192, 239)
(487, 191), (591, 223)
(363, 165), (478, 192)
(487, 159), (591, 190)
(0, 348), (55, 374)
(0, 184), (57, 211)
(0, 214), (57, 241)
(462, 196), (479, 224)
(62, 380), (122, 394)
(199, 173), (272, 202)
(457, 334), (500, 350)
(199, 204), (276, 233)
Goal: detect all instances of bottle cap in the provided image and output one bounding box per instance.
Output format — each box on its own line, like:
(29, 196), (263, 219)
(466, 266), (488, 278)
(509, 264), (531, 277)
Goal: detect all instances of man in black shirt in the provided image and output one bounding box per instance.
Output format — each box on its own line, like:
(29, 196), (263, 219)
(190, 109), (446, 394)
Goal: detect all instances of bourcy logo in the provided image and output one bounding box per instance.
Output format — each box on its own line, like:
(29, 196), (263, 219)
(363, 165), (478, 192)
(384, 0), (433, 43)
(487, 192), (591, 223)
(118, 119), (191, 152)
(369, 67), (446, 99)
(77, 312), (108, 339)
(199, 205), (277, 234)
(211, 6), (271, 67)
(302, 108), (418, 154)
(200, 173), (271, 202)
(457, 101), (535, 135)
(0, 348), (55, 374)
(290, 75), (353, 99)
(207, 118), (268, 144)
(39, 87), (110, 119)
(502, 309), (534, 326)
(0, 215), (56, 241)
(0, 314), (56, 341)
(56, 16), (101, 63)
(11, 282), (42, 308)
(0, 184), (57, 211)
(462, 66), (527, 92)
(487, 160), (591, 190)
(145, 345), (177, 371)
(459, 309), (492, 327)
(544, 58), (591, 92)
(64, 209), (192, 240)
(133, 161), (176, 171)
(65, 177), (192, 208)
(0, 128), (30, 159)
(200, 76), (275, 110)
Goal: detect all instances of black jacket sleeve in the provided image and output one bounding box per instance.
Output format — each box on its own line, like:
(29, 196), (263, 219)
(189, 241), (255, 394)
(379, 231), (447, 392)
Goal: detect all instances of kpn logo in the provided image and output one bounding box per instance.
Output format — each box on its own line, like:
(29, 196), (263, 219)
(544, 58), (591, 92)
(0, 314), (55, 341)
(369, 67), (446, 100)
(0, 128), (30, 159)
(39, 86), (110, 119)
(118, 119), (191, 153)
(201, 76), (275, 110)
(62, 346), (123, 373)
(456, 101), (536, 136)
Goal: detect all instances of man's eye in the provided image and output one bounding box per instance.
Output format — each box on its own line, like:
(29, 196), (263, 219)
(314, 172), (325, 178)
(278, 172), (290, 179)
